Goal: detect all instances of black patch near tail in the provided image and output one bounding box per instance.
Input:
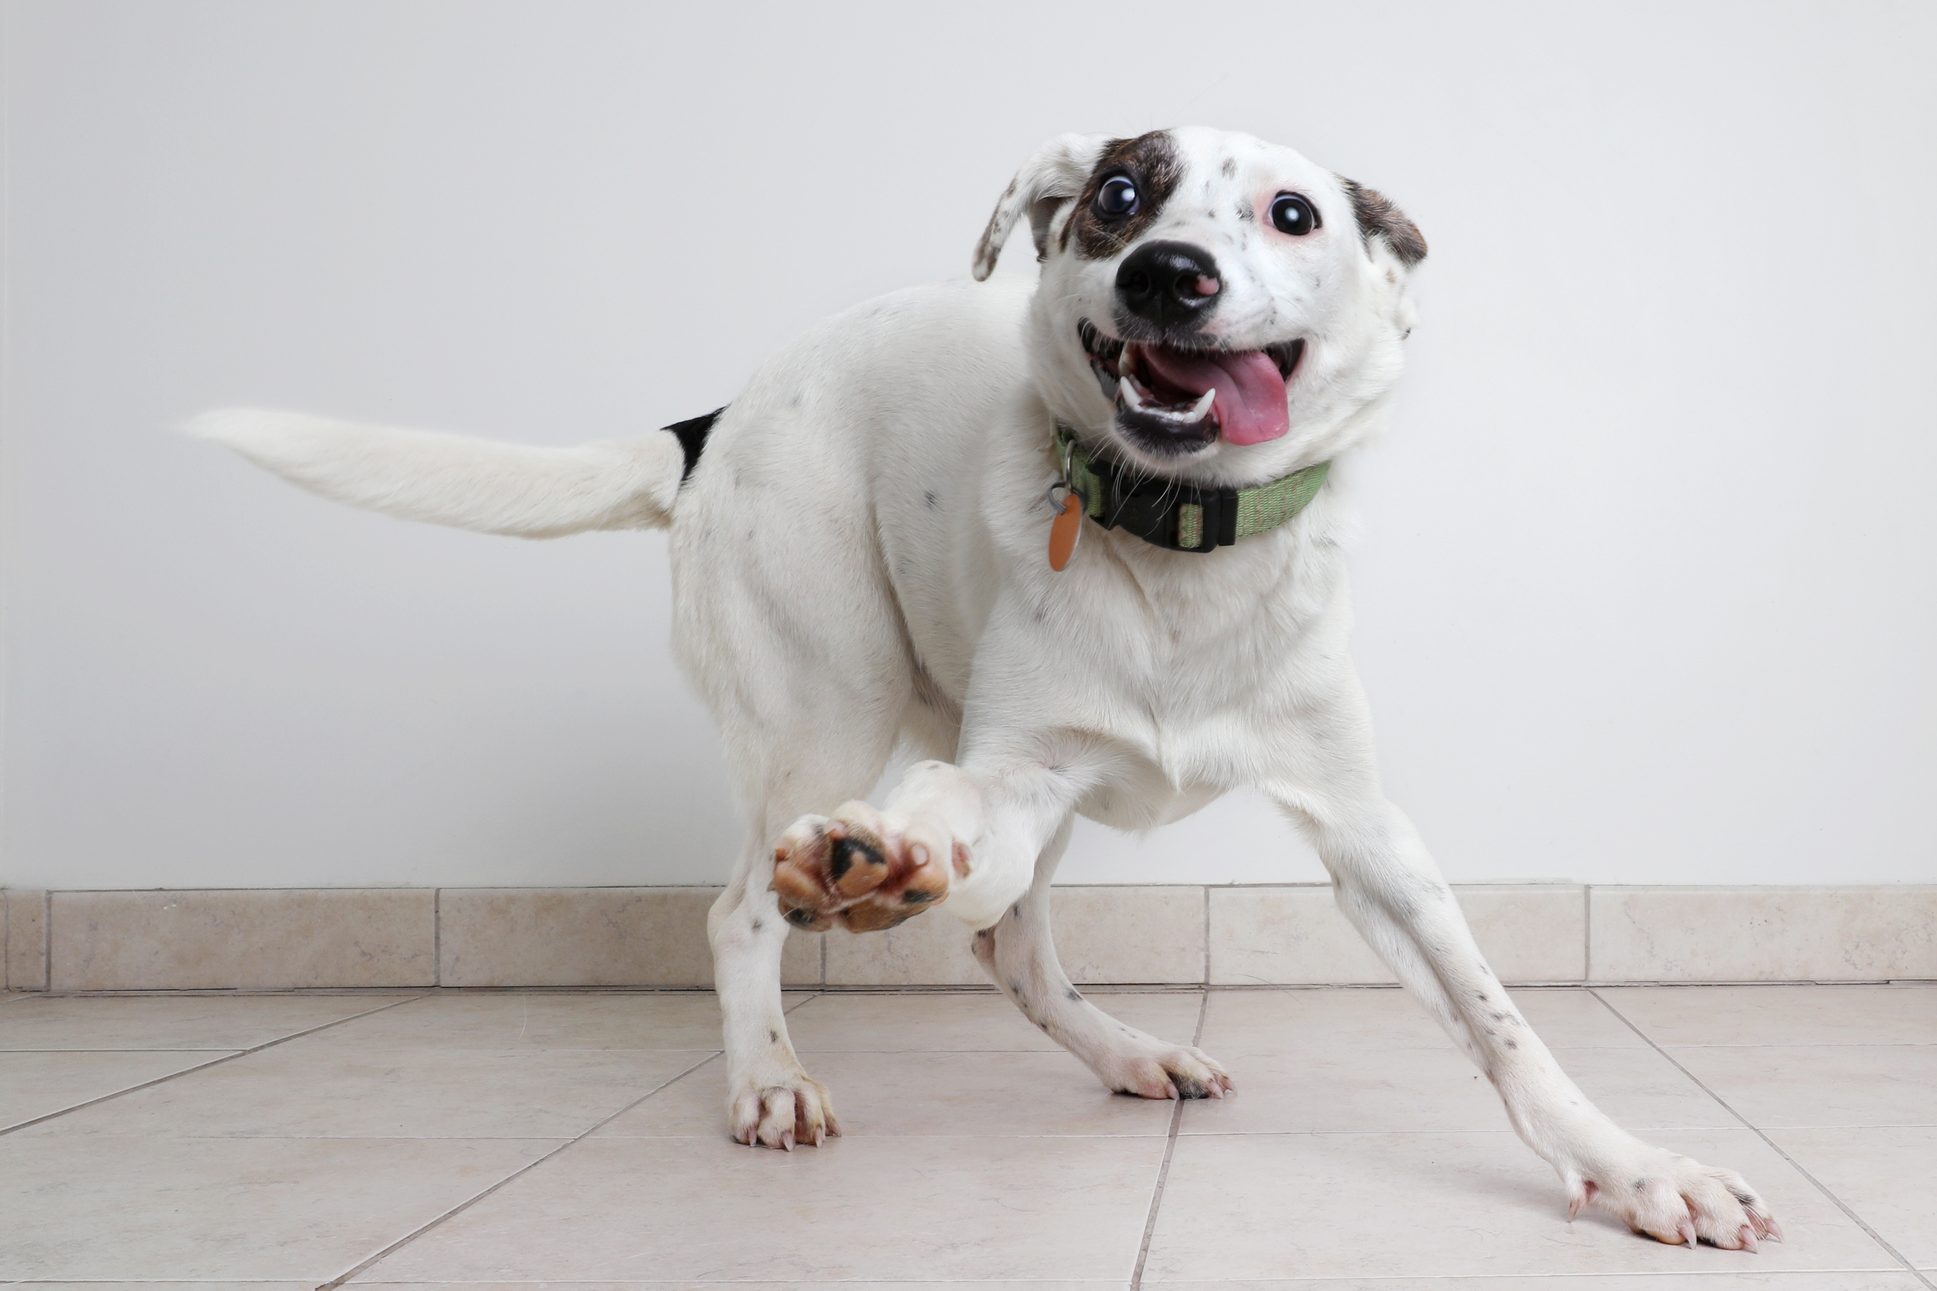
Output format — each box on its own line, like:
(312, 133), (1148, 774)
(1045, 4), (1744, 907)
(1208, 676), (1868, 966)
(664, 406), (725, 482)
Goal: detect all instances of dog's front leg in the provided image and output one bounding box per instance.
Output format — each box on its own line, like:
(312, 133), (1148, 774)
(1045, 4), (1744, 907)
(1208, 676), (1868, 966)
(1266, 678), (1780, 1250)
(772, 740), (1096, 934)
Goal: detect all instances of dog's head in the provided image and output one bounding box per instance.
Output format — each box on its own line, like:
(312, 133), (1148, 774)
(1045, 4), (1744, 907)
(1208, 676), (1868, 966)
(973, 127), (1425, 484)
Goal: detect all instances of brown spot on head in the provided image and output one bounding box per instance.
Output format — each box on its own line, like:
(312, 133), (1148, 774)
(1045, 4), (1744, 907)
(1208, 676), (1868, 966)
(1338, 177), (1428, 268)
(1063, 131), (1184, 260)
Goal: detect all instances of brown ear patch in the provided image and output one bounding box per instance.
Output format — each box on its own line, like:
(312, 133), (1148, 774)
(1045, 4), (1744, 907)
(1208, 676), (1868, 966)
(1062, 131), (1183, 260)
(1339, 177), (1428, 268)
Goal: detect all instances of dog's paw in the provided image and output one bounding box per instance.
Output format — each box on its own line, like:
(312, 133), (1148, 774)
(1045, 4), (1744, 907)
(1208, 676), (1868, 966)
(1094, 1037), (1234, 1101)
(770, 800), (958, 932)
(727, 1067), (840, 1150)
(1565, 1137), (1781, 1250)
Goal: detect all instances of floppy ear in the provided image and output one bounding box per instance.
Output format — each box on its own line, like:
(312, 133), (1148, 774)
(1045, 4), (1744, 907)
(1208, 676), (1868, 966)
(971, 133), (1110, 280)
(1337, 177), (1428, 269)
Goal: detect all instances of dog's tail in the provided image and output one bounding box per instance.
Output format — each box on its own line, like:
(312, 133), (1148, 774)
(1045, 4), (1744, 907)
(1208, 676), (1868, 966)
(185, 408), (698, 538)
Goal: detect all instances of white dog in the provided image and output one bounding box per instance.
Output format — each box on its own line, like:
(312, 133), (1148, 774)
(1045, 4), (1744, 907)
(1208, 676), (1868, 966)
(193, 127), (1778, 1251)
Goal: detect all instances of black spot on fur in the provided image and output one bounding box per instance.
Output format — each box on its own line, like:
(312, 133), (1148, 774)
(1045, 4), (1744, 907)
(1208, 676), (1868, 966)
(769, 1029), (780, 1043)
(1066, 987), (1083, 1002)
(1634, 1179), (1650, 1192)
(1337, 176), (1428, 267)
(1504, 1038), (1518, 1049)
(1235, 203), (1254, 222)
(784, 907), (817, 927)
(923, 489), (938, 508)
(1174, 1077), (1212, 1100)
(1064, 131), (1184, 260)
(902, 889), (935, 904)
(664, 406), (725, 482)
(1220, 157), (1237, 178)
(750, 919), (763, 932)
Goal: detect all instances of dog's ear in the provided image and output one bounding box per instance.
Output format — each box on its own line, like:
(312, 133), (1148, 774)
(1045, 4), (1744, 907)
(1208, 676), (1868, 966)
(971, 133), (1110, 280)
(1337, 177), (1428, 269)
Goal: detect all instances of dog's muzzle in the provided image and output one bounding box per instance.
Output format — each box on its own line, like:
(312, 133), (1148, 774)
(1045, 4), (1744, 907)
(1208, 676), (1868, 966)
(1115, 241), (1221, 333)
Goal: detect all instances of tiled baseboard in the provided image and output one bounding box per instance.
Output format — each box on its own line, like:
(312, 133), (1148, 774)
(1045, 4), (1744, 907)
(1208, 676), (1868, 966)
(3, 883), (1933, 992)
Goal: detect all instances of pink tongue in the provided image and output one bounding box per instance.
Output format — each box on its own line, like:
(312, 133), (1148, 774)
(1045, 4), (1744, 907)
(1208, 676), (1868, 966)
(1139, 346), (1290, 446)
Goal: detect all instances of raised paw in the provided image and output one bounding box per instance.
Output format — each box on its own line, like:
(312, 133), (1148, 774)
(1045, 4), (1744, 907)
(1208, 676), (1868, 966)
(769, 800), (958, 933)
(1567, 1140), (1781, 1250)
(727, 1068), (840, 1150)
(1096, 1038), (1234, 1101)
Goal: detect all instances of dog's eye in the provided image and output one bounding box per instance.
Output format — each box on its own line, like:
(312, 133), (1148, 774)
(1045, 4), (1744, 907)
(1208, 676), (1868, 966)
(1094, 174), (1139, 219)
(1270, 192), (1320, 236)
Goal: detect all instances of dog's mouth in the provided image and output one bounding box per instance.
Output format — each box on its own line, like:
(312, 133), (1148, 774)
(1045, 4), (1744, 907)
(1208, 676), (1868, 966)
(1077, 319), (1303, 452)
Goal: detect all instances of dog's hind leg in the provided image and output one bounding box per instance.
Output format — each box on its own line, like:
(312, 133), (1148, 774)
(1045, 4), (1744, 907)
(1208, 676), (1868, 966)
(972, 818), (1231, 1101)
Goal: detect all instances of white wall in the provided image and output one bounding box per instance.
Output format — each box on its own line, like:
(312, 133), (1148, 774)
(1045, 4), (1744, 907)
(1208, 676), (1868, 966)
(4, 0), (1934, 892)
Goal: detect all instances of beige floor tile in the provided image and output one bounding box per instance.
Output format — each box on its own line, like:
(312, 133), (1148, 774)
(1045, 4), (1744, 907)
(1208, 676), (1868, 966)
(1210, 883), (1586, 985)
(1146, 1277), (1925, 1290)
(304, 989), (799, 1051)
(0, 992), (421, 1051)
(17, 1037), (708, 1139)
(785, 989), (1203, 1051)
(1142, 1128), (1895, 1280)
(1181, 1044), (1736, 1136)
(827, 887), (1205, 987)
(6, 1284), (321, 1290)
(0, 1135), (557, 1280)
(1668, 1044), (1937, 1127)
(1772, 1126), (1937, 1268)
(50, 889), (437, 990)
(438, 888), (820, 988)
(354, 1134), (1162, 1281)
(1597, 984), (1937, 1046)
(1199, 987), (1644, 1055)
(597, 1050), (1174, 1139)
(1589, 886), (1937, 983)
(0, 1050), (235, 1129)
(821, 910), (987, 987)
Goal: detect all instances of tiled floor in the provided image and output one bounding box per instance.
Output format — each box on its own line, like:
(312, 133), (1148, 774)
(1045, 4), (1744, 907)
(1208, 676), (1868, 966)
(1, 985), (1932, 1288)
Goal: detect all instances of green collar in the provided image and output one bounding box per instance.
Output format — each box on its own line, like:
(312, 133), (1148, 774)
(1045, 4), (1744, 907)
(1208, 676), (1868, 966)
(1055, 424), (1331, 554)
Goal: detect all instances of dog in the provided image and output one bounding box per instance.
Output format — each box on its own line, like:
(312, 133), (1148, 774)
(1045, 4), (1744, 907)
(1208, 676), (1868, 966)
(191, 126), (1778, 1251)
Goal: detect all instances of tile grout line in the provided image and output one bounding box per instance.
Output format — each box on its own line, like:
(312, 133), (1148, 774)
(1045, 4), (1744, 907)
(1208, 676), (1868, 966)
(1128, 988), (1209, 1289)
(1193, 883), (1208, 984)
(319, 1045), (723, 1288)
(1582, 882), (1593, 982)
(432, 888), (442, 988)
(1586, 987), (1935, 1287)
(0, 992), (433, 1137)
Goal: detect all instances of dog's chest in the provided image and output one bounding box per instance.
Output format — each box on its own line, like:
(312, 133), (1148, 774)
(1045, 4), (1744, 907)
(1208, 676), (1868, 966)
(1057, 536), (1345, 821)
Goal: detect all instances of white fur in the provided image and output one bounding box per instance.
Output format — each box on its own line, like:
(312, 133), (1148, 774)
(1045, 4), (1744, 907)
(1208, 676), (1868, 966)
(194, 127), (1777, 1250)
(186, 408), (686, 537)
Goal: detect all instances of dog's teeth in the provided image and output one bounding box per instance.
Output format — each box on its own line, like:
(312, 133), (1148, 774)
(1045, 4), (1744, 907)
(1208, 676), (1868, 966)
(1121, 373), (1151, 411)
(1187, 388), (1215, 421)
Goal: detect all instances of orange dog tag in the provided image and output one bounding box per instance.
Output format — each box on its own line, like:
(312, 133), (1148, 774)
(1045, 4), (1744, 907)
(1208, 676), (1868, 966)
(1048, 490), (1083, 571)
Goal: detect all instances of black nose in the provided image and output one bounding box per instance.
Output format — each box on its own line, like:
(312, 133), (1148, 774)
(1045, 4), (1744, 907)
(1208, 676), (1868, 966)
(1115, 241), (1221, 331)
